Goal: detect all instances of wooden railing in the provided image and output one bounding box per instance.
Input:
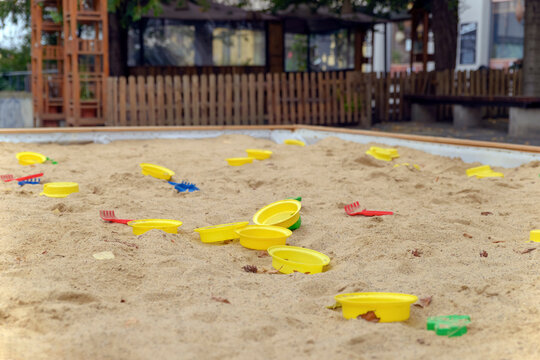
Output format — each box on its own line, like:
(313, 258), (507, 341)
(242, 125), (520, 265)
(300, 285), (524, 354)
(106, 69), (522, 127)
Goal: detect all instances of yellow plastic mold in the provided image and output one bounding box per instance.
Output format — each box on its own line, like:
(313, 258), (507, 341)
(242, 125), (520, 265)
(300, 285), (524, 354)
(140, 163), (175, 180)
(335, 292), (418, 322)
(365, 147), (400, 161)
(253, 199), (301, 229)
(530, 230), (540, 243)
(284, 139), (305, 146)
(40, 182), (79, 198)
(127, 219), (183, 235)
(245, 149), (273, 160)
(235, 225), (292, 250)
(267, 245), (330, 274)
(16, 152), (47, 166)
(466, 165), (504, 178)
(226, 157), (254, 166)
(194, 222), (249, 243)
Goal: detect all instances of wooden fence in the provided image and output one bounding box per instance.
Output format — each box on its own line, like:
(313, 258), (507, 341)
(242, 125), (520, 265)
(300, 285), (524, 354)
(106, 72), (372, 127)
(107, 69), (522, 127)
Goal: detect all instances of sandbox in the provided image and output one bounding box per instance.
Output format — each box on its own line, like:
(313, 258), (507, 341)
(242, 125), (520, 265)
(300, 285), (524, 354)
(0, 125), (539, 359)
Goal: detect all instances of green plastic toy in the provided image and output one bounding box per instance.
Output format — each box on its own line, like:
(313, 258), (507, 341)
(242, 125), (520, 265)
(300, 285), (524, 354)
(427, 315), (471, 337)
(287, 197), (302, 230)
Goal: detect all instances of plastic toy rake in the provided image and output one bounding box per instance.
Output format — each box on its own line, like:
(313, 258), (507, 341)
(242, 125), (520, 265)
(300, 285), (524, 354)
(168, 181), (200, 193)
(99, 210), (134, 225)
(1, 173), (43, 183)
(18, 178), (41, 186)
(344, 201), (394, 217)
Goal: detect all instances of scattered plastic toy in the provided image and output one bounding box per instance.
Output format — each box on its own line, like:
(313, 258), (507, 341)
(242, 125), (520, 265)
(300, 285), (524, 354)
(334, 292), (418, 322)
(287, 197), (302, 230)
(344, 201), (393, 217)
(18, 178), (41, 186)
(99, 210), (134, 225)
(366, 146), (400, 161)
(393, 163), (420, 170)
(140, 163), (175, 180)
(427, 315), (471, 337)
(246, 149), (272, 160)
(16, 152), (47, 165)
(127, 219), (183, 235)
(168, 181), (199, 192)
(267, 245), (330, 274)
(194, 222), (249, 243)
(530, 230), (540, 242)
(46, 157), (58, 164)
(226, 157), (254, 166)
(40, 182), (79, 198)
(235, 225), (292, 250)
(284, 139), (305, 146)
(1, 172), (43, 183)
(466, 165), (503, 178)
(253, 199), (301, 229)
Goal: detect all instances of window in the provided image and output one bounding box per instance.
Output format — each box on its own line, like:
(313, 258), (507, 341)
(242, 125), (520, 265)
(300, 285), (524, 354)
(212, 28), (265, 66)
(285, 33), (308, 72)
(310, 29), (355, 71)
(490, 0), (524, 59)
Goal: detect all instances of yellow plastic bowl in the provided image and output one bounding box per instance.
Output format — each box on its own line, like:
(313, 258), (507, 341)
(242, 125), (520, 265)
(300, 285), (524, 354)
(16, 152), (47, 165)
(284, 139), (305, 146)
(253, 199), (301, 229)
(235, 225), (292, 250)
(40, 182), (79, 198)
(530, 230), (540, 242)
(226, 157), (254, 166)
(334, 292), (418, 322)
(245, 149), (273, 160)
(127, 219), (183, 235)
(365, 147), (399, 162)
(194, 222), (249, 243)
(267, 245), (330, 274)
(140, 163), (175, 180)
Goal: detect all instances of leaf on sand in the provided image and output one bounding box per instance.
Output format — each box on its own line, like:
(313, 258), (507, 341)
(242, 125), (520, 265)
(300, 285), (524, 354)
(481, 212), (493, 216)
(521, 248), (536, 254)
(358, 311), (380, 323)
(211, 296), (231, 304)
(242, 265), (258, 273)
(257, 251), (269, 258)
(93, 251), (115, 260)
(414, 296), (433, 308)
(411, 249), (422, 257)
(261, 267), (280, 274)
(326, 302), (342, 310)
(480, 250), (488, 257)
(463, 233), (473, 239)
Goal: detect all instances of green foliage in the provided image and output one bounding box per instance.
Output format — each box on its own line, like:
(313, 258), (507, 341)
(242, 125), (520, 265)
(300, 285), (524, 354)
(0, 38), (30, 72)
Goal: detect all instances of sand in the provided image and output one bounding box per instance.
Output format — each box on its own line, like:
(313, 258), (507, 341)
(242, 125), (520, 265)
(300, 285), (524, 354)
(0, 135), (539, 360)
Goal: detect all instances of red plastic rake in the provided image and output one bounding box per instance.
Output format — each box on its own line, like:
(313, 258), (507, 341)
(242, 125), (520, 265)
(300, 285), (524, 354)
(344, 201), (394, 217)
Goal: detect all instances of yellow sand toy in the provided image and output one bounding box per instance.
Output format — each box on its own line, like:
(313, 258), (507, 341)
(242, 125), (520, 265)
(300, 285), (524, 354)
(365, 146), (400, 161)
(16, 152), (47, 165)
(245, 149), (272, 160)
(140, 163), (175, 180)
(235, 225), (292, 250)
(530, 230), (540, 242)
(334, 292), (418, 322)
(253, 199), (301, 229)
(284, 139), (305, 146)
(194, 222), (249, 243)
(267, 245), (330, 274)
(226, 157), (254, 166)
(393, 163), (420, 170)
(40, 182), (79, 198)
(127, 219), (183, 235)
(466, 165), (504, 178)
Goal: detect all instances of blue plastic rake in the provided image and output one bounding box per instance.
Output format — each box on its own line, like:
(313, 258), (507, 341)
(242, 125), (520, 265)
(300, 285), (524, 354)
(18, 178), (41, 186)
(168, 181), (200, 193)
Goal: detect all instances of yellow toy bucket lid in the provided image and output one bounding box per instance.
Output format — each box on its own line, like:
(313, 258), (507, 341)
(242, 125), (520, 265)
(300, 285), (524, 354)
(267, 245), (330, 274)
(245, 149), (273, 160)
(40, 182), (79, 198)
(284, 139), (305, 146)
(16, 152), (47, 165)
(334, 292), (418, 322)
(466, 165), (504, 178)
(194, 221), (249, 243)
(365, 147), (399, 161)
(253, 199), (301, 228)
(226, 157), (254, 166)
(127, 219), (183, 235)
(140, 163), (175, 180)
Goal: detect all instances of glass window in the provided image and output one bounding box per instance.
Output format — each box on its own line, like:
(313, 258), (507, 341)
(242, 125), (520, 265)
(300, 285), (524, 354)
(143, 19), (195, 66)
(212, 27), (265, 66)
(490, 0), (524, 59)
(310, 29), (354, 71)
(285, 33), (308, 72)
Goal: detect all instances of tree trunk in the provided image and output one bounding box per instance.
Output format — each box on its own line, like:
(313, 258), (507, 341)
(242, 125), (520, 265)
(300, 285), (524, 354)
(430, 0), (458, 71)
(523, 0), (540, 96)
(108, 12), (128, 76)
